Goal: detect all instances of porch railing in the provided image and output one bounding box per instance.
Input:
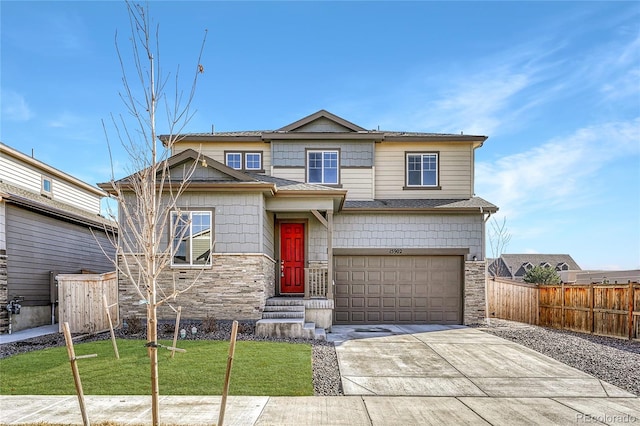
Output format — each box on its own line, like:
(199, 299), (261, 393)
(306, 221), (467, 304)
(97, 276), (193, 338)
(304, 266), (330, 299)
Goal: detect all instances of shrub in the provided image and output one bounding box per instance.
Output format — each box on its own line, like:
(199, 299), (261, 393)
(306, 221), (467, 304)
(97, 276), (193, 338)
(523, 265), (561, 284)
(123, 315), (143, 334)
(201, 314), (217, 333)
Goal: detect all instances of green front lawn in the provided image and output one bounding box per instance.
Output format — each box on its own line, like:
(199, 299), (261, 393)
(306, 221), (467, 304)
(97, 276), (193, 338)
(0, 339), (313, 396)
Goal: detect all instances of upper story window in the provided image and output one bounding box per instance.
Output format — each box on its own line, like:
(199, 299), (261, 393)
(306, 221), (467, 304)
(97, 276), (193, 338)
(171, 210), (213, 267)
(307, 150), (338, 184)
(41, 176), (53, 197)
(225, 152), (263, 171)
(406, 152), (439, 188)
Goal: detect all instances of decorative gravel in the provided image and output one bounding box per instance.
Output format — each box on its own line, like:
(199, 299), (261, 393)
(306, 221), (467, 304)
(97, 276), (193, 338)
(478, 319), (640, 396)
(0, 320), (343, 396)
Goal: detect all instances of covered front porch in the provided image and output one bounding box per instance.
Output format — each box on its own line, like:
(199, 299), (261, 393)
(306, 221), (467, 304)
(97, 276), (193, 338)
(257, 190), (344, 339)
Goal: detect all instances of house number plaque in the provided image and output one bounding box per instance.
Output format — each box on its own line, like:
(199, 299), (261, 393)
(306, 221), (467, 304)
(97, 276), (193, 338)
(389, 249), (403, 254)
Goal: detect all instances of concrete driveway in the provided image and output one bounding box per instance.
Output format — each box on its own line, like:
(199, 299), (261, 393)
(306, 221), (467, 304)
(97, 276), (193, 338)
(328, 325), (640, 424)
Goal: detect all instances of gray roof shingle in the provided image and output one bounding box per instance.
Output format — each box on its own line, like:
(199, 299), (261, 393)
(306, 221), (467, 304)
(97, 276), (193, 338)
(343, 197), (497, 211)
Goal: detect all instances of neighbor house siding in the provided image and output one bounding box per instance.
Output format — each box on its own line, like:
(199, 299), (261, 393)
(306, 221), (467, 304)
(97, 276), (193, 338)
(0, 154), (40, 193)
(0, 201), (5, 251)
(375, 142), (473, 199)
(0, 154), (101, 214)
(5, 205), (114, 307)
(174, 142), (271, 173)
(333, 213), (483, 260)
(48, 178), (101, 213)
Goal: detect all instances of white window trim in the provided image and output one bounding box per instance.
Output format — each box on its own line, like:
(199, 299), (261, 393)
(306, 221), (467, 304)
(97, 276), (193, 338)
(41, 176), (53, 197)
(244, 152), (262, 170)
(307, 150), (339, 185)
(406, 153), (439, 187)
(225, 153), (242, 170)
(225, 152), (262, 171)
(170, 210), (213, 268)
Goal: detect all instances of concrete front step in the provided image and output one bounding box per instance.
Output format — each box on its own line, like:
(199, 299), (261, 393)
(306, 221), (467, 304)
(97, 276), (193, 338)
(265, 298), (305, 306)
(258, 297), (327, 340)
(262, 311), (305, 319)
(255, 319), (325, 341)
(263, 305), (306, 312)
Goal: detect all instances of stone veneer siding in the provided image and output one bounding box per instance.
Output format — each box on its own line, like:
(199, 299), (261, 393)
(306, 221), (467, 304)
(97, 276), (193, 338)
(118, 253), (276, 322)
(0, 252), (7, 333)
(464, 260), (486, 325)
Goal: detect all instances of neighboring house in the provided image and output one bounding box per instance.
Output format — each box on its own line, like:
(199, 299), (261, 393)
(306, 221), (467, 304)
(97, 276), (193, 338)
(488, 254), (581, 281)
(103, 110), (498, 336)
(0, 142), (116, 333)
(561, 269), (640, 284)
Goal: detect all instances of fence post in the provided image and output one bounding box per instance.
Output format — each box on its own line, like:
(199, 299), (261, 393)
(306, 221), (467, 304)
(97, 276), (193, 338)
(560, 283), (565, 331)
(589, 284), (594, 334)
(629, 281), (634, 341)
(535, 284), (540, 326)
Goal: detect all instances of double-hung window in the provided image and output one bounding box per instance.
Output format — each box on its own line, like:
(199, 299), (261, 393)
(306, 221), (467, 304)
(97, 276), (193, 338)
(307, 150), (338, 184)
(225, 152), (262, 171)
(406, 153), (439, 187)
(171, 210), (213, 266)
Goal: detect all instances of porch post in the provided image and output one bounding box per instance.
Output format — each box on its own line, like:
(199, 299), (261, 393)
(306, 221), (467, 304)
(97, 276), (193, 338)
(327, 211), (333, 300)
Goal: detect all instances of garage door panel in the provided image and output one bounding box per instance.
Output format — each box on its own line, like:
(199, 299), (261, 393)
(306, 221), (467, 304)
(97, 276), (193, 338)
(383, 284), (396, 295)
(382, 312), (396, 322)
(367, 298), (380, 307)
(334, 255), (462, 325)
(398, 298), (412, 308)
(367, 271), (382, 282)
(398, 284), (412, 295)
(367, 312), (381, 322)
(351, 312), (365, 322)
(367, 284), (381, 295)
(414, 297), (428, 308)
(352, 271), (366, 282)
(351, 284), (365, 295)
(351, 297), (365, 308)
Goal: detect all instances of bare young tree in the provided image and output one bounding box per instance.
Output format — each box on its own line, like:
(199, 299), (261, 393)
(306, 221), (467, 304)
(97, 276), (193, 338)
(99, 2), (207, 424)
(488, 216), (512, 278)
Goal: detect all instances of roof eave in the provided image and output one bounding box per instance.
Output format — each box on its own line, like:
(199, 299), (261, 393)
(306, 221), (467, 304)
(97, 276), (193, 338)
(383, 135), (488, 143)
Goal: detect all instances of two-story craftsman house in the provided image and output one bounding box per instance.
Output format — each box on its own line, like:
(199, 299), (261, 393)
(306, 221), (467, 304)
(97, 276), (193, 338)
(106, 110), (497, 338)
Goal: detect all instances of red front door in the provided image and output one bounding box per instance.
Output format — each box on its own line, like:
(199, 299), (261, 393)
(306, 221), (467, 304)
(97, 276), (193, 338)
(280, 223), (304, 293)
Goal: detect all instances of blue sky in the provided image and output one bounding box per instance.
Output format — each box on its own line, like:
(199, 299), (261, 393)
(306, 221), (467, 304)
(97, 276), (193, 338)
(1, 1), (639, 270)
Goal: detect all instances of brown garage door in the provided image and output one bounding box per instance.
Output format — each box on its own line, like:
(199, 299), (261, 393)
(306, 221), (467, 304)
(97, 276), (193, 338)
(334, 255), (462, 324)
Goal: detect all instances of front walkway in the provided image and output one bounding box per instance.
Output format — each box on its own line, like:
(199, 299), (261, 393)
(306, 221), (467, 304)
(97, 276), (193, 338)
(1, 325), (639, 425)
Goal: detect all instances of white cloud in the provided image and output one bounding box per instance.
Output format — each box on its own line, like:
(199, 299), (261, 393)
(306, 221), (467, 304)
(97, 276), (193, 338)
(1, 90), (33, 122)
(476, 118), (640, 219)
(47, 112), (81, 129)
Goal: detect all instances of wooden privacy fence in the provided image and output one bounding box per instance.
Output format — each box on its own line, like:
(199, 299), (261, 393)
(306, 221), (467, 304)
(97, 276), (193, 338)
(487, 278), (640, 340)
(57, 271), (118, 334)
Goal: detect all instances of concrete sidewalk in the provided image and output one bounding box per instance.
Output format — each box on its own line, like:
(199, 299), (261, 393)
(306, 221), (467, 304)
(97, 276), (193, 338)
(2, 394), (640, 425)
(1, 325), (639, 425)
